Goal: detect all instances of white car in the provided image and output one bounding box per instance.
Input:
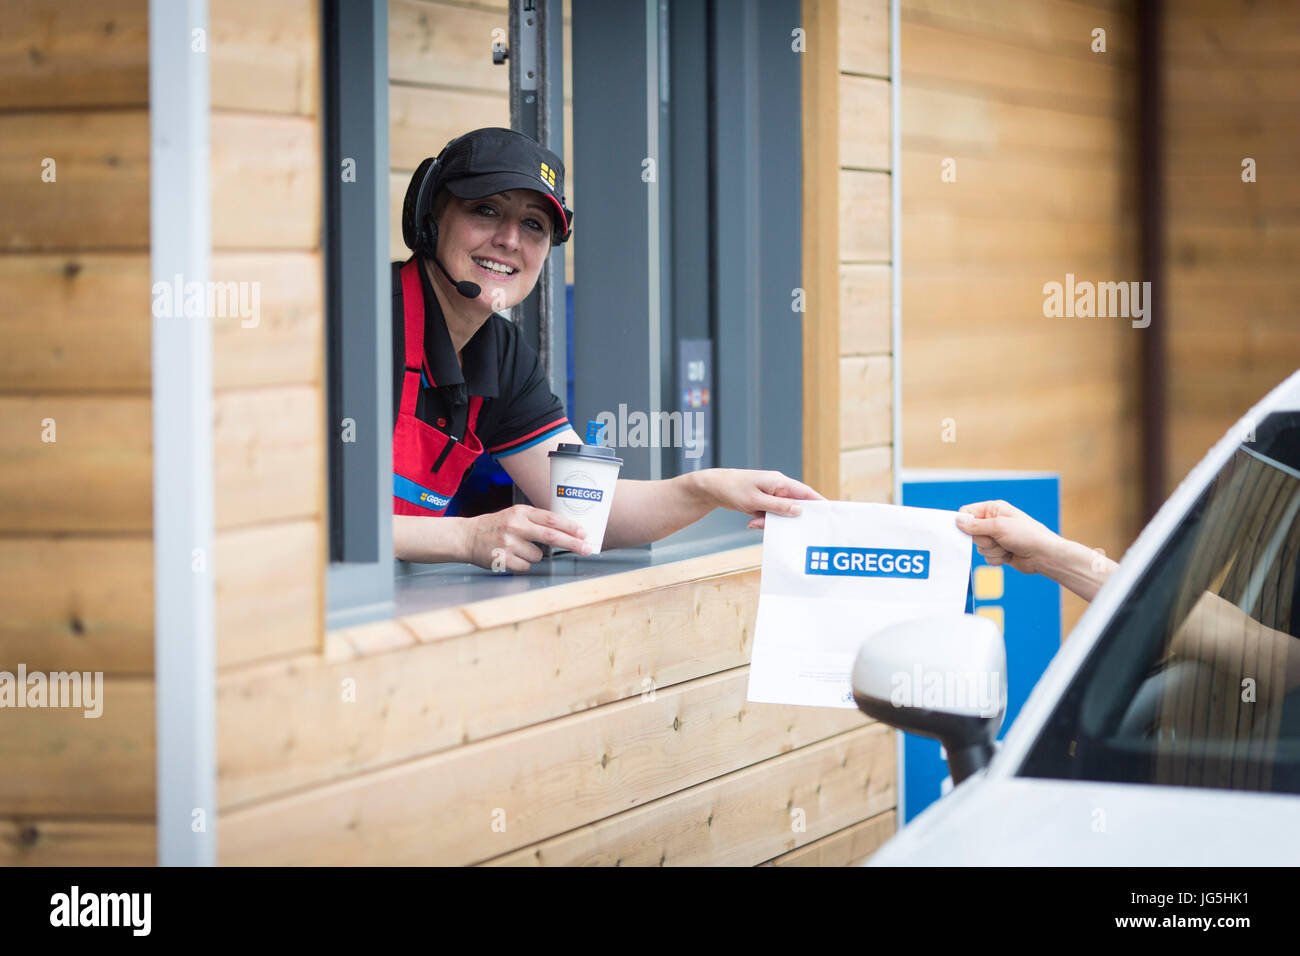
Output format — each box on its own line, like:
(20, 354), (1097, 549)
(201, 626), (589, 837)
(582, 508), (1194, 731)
(854, 369), (1300, 865)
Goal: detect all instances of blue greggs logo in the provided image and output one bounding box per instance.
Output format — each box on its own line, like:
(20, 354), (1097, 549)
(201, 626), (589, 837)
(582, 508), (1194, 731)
(556, 484), (603, 502)
(419, 490), (450, 508)
(805, 546), (929, 579)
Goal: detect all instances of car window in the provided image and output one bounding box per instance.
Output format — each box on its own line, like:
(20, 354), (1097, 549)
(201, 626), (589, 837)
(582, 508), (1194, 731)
(1020, 411), (1300, 793)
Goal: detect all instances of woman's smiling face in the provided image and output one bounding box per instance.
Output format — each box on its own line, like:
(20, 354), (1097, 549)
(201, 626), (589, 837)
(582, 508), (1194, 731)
(434, 189), (553, 311)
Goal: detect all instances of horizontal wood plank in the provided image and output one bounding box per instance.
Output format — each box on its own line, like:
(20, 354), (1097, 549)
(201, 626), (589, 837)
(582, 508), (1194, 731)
(484, 723), (894, 866)
(839, 169), (891, 262)
(0, 253), (150, 393)
(840, 355), (892, 449)
(902, 213), (1135, 265)
(389, 0), (511, 92)
(211, 251), (323, 390)
(211, 112), (320, 251)
(0, 0), (148, 110)
(763, 808), (895, 866)
(456, 544), (762, 629)
(0, 110), (149, 252)
(389, 84), (509, 171)
(840, 445), (893, 503)
(0, 677), (153, 817)
(219, 565), (761, 807)
(839, 0), (890, 76)
(840, 263), (891, 356)
(216, 520), (322, 669)
(902, 84), (1121, 163)
(210, 0), (319, 116)
(0, 396), (151, 533)
(0, 535), (152, 674)
(901, 148), (1130, 224)
(0, 818), (154, 866)
(901, 20), (1134, 111)
(903, 0), (1133, 57)
(219, 667), (869, 865)
(213, 386), (324, 529)
(839, 74), (890, 170)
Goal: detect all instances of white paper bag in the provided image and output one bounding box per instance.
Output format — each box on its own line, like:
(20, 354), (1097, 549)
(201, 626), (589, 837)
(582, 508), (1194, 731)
(747, 499), (973, 708)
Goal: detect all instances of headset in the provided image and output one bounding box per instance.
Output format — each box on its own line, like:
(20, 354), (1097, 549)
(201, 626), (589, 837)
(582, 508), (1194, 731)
(401, 134), (573, 260)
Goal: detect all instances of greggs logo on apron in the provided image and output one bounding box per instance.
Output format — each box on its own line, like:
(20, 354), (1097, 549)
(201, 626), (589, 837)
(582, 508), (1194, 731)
(392, 260), (485, 516)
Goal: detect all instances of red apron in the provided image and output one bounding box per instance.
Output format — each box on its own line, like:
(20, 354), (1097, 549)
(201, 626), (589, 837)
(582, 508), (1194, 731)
(393, 259), (485, 516)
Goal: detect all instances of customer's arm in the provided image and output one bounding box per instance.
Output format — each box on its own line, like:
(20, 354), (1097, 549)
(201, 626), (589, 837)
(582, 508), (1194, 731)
(956, 499), (1118, 601)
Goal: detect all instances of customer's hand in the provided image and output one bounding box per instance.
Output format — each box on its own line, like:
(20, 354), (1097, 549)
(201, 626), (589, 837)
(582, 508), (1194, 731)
(689, 468), (824, 530)
(955, 499), (1063, 576)
(462, 504), (592, 572)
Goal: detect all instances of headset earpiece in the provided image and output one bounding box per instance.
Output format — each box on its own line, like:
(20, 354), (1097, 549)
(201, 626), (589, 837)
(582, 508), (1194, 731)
(401, 155), (441, 257)
(555, 203), (574, 245)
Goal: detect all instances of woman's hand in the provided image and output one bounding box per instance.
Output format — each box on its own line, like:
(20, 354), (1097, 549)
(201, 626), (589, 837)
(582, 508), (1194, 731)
(955, 499), (1060, 576)
(956, 499), (1118, 601)
(462, 504), (593, 571)
(689, 468), (825, 530)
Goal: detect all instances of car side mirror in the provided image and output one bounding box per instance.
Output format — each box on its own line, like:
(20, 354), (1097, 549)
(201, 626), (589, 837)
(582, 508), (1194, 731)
(851, 614), (1007, 785)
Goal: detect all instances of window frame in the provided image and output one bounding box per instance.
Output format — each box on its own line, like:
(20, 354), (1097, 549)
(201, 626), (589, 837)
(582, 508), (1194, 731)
(325, 0), (804, 618)
(571, 0), (804, 554)
(323, 0), (395, 628)
(1016, 413), (1300, 792)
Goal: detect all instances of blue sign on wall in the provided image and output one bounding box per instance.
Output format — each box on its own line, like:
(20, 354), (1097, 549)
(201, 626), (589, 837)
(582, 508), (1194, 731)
(899, 470), (1062, 824)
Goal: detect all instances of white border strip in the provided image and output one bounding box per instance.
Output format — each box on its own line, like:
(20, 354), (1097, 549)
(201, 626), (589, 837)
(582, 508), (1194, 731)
(889, 0), (905, 834)
(645, 0), (662, 480)
(150, 0), (216, 866)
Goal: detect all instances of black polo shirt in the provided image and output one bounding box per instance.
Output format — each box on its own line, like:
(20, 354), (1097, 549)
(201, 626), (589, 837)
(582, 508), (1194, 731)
(391, 259), (570, 460)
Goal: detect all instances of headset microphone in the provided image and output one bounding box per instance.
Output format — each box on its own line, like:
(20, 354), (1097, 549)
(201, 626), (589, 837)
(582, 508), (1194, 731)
(428, 221), (481, 299)
(432, 252), (481, 299)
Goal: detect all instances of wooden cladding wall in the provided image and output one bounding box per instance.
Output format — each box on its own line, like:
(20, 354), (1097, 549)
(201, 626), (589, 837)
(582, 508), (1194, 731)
(898, 0), (1143, 633)
(4, 0), (895, 867)
(208, 0), (325, 677)
(1162, 0), (1300, 492)
(0, 0), (157, 866)
(218, 547), (895, 866)
(190, 0), (893, 867)
(802, 0), (894, 505)
(837, 0), (894, 505)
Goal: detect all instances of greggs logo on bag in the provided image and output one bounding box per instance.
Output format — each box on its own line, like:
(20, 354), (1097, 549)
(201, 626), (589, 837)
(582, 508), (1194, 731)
(556, 484), (603, 502)
(804, 546), (930, 579)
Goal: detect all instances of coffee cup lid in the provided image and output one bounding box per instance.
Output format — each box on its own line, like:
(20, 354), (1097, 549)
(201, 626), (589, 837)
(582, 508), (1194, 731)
(548, 442), (623, 466)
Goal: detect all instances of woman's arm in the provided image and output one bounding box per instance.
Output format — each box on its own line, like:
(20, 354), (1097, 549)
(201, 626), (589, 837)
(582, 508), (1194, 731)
(394, 507), (591, 568)
(1169, 589), (1300, 698)
(956, 499), (1119, 601)
(497, 429), (824, 550)
(393, 514), (471, 564)
(601, 468), (819, 549)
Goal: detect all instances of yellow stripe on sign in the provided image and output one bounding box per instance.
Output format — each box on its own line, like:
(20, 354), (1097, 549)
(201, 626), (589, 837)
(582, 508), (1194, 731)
(973, 565), (1004, 601)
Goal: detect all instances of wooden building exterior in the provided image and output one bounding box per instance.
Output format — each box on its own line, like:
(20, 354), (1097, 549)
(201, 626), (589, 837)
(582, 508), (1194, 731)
(1, 0), (898, 867)
(897, 0), (1300, 632)
(2, 0), (1294, 867)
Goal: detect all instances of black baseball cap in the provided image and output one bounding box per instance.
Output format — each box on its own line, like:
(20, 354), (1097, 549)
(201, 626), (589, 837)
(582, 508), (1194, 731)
(435, 127), (572, 243)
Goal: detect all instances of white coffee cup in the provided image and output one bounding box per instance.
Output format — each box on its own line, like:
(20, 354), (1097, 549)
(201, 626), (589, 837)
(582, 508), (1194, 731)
(547, 443), (623, 554)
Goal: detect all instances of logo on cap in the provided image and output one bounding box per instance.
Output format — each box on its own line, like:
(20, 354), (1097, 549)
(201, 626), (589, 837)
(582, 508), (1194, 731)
(540, 162), (557, 189)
